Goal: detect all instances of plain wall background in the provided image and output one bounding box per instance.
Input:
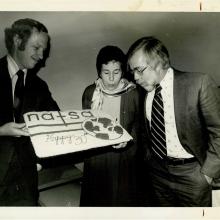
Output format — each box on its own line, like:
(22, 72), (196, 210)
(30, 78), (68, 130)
(0, 12), (219, 110)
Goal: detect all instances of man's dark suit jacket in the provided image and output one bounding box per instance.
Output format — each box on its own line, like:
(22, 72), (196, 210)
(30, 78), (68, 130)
(0, 56), (59, 205)
(140, 69), (220, 179)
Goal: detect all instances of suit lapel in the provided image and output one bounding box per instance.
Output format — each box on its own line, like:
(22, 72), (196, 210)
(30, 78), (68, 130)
(0, 56), (14, 123)
(22, 71), (39, 114)
(22, 71), (31, 112)
(173, 69), (188, 145)
(140, 89), (151, 137)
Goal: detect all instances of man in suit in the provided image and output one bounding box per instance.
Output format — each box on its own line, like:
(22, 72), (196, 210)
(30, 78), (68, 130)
(0, 18), (59, 206)
(127, 36), (220, 206)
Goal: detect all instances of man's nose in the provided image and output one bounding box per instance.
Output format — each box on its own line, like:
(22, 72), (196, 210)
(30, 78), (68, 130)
(134, 72), (139, 81)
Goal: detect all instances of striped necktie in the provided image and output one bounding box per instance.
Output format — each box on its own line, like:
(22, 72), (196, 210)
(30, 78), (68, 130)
(14, 70), (25, 123)
(150, 84), (167, 159)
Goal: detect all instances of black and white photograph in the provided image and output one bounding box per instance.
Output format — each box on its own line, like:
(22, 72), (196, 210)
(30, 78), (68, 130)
(0, 1), (220, 219)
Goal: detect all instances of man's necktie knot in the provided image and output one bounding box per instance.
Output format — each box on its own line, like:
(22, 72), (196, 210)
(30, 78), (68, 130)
(15, 70), (25, 97)
(155, 84), (162, 95)
(17, 69), (24, 77)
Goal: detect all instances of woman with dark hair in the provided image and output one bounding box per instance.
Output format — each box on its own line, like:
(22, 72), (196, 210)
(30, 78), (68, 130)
(80, 45), (144, 207)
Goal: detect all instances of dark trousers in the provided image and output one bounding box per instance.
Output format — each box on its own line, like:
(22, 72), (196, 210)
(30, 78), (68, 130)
(0, 138), (38, 206)
(148, 156), (212, 207)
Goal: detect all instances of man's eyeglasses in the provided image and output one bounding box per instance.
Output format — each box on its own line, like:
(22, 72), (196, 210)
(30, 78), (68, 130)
(130, 64), (153, 76)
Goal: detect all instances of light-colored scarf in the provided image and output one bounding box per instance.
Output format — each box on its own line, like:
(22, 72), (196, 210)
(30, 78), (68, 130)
(91, 78), (136, 110)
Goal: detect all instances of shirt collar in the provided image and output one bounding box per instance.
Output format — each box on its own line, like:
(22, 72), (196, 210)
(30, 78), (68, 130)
(159, 67), (173, 91)
(7, 55), (27, 79)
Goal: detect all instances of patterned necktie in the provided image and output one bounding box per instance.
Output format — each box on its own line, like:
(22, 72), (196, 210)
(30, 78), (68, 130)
(150, 84), (167, 159)
(14, 70), (25, 123)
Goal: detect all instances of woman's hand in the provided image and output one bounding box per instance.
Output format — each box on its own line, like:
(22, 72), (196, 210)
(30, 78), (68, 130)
(0, 122), (29, 137)
(37, 163), (43, 172)
(112, 142), (127, 149)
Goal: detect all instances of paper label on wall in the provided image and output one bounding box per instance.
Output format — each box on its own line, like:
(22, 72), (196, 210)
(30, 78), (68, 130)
(23, 110), (133, 158)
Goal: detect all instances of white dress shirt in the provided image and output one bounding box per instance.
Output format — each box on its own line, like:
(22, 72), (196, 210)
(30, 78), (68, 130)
(145, 68), (193, 159)
(7, 55), (27, 103)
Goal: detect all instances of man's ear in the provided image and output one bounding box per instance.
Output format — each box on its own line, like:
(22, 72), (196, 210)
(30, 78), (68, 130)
(13, 34), (22, 49)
